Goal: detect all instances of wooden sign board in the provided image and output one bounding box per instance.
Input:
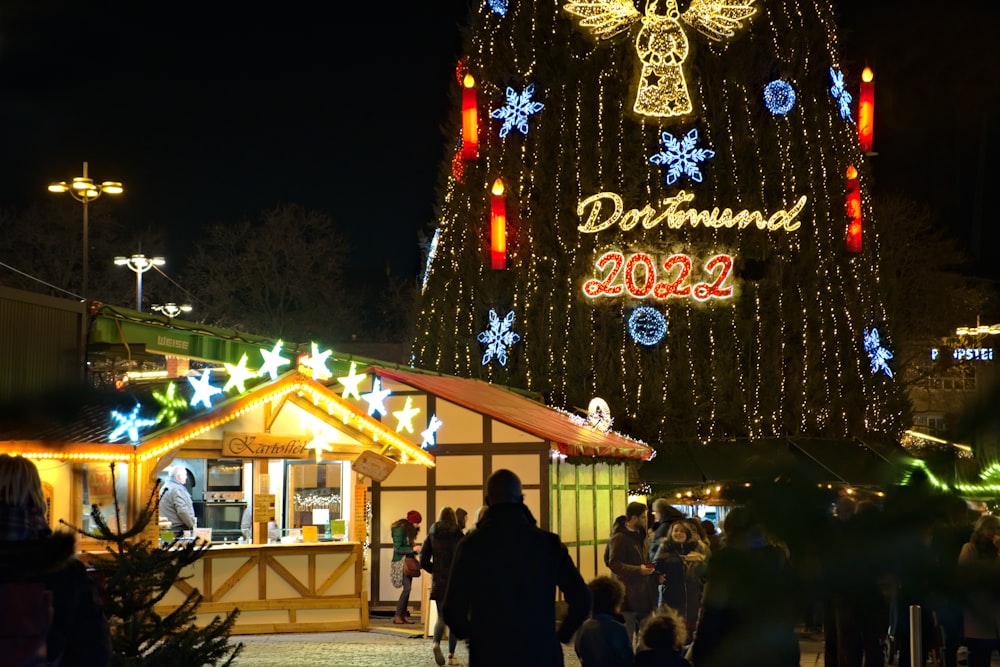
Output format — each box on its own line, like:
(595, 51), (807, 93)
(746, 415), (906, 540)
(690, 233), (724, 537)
(253, 494), (276, 523)
(222, 432), (311, 459)
(352, 450), (396, 482)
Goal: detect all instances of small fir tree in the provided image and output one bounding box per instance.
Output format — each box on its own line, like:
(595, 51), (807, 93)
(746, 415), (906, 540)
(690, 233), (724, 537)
(63, 465), (242, 667)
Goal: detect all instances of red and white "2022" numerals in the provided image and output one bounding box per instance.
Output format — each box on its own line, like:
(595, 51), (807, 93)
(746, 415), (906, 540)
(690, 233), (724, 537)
(583, 252), (734, 302)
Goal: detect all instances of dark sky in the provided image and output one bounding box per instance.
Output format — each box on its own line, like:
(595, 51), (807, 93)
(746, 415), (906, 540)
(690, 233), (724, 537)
(0, 1), (997, 283)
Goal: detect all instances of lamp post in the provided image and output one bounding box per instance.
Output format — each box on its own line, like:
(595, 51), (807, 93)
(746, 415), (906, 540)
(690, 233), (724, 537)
(114, 254), (165, 312)
(151, 303), (192, 318)
(48, 161), (124, 298)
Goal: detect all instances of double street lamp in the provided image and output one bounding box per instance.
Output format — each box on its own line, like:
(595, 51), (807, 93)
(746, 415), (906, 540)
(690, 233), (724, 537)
(48, 161), (124, 298)
(151, 303), (192, 318)
(114, 254), (164, 312)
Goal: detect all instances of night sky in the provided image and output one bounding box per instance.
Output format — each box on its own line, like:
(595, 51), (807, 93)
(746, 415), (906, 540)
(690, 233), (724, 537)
(0, 1), (997, 285)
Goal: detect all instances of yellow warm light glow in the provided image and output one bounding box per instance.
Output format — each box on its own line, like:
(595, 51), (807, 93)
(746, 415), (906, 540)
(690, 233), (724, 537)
(464, 73), (475, 88)
(101, 181), (124, 194)
(576, 191), (807, 234)
(71, 177), (93, 190)
(862, 67), (873, 83)
(48, 183), (69, 193)
(492, 178), (504, 196)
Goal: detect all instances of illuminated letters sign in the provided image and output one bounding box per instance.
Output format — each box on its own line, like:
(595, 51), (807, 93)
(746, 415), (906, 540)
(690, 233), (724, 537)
(931, 348), (994, 362)
(584, 251), (734, 302)
(576, 191), (807, 235)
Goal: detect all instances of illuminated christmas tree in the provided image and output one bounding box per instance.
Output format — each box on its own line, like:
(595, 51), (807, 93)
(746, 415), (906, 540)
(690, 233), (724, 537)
(413, 0), (907, 447)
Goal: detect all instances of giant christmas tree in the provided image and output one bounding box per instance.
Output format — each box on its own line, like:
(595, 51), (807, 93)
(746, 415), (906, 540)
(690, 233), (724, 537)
(413, 0), (907, 448)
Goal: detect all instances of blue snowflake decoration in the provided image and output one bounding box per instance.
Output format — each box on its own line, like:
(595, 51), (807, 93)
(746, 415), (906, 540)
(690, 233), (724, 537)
(829, 67), (854, 122)
(488, 0), (508, 15)
(109, 404), (157, 443)
(763, 80), (796, 115)
(477, 309), (521, 366)
(628, 307), (667, 346)
(490, 84), (544, 138)
(649, 128), (715, 186)
(863, 327), (894, 378)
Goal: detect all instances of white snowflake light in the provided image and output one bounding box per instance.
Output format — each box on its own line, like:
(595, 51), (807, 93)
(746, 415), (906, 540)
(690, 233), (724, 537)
(491, 84), (544, 138)
(109, 404), (157, 443)
(829, 67), (853, 122)
(863, 327), (893, 377)
(649, 128), (715, 185)
(478, 309), (521, 366)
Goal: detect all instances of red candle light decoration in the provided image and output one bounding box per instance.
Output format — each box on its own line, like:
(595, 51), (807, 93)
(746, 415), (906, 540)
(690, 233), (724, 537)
(462, 74), (479, 161)
(490, 178), (507, 270)
(858, 66), (874, 153)
(845, 164), (863, 253)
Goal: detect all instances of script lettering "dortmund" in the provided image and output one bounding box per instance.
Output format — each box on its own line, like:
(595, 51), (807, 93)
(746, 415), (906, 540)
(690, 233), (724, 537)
(576, 191), (808, 234)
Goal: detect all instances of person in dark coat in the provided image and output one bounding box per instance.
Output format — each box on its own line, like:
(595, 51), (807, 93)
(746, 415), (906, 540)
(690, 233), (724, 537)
(574, 575), (633, 667)
(443, 469), (591, 667)
(689, 506), (800, 667)
(421, 506), (464, 666)
(609, 501), (658, 646)
(0, 454), (111, 666)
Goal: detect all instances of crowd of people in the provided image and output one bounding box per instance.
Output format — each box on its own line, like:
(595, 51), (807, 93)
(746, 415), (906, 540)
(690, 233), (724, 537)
(395, 469), (1000, 667)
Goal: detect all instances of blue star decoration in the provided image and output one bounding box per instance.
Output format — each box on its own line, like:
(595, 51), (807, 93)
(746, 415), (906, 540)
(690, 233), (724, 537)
(109, 404), (157, 443)
(488, 0), (508, 15)
(829, 67), (853, 122)
(188, 369), (223, 409)
(478, 309), (521, 366)
(764, 80), (797, 116)
(863, 327), (893, 378)
(649, 128), (715, 186)
(421, 414), (443, 449)
(362, 378), (392, 417)
(491, 84), (544, 138)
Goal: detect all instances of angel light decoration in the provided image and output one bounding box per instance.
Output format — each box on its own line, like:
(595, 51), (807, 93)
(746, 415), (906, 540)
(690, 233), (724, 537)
(563, 0), (757, 119)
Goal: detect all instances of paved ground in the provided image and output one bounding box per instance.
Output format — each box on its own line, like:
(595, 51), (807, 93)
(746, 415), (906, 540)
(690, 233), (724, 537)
(229, 616), (828, 667)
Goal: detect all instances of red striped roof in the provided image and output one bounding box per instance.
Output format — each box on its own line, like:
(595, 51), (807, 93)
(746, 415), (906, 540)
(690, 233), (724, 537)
(372, 367), (653, 461)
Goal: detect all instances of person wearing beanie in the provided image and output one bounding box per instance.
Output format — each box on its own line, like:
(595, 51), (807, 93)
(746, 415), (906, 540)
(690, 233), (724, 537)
(391, 509), (422, 624)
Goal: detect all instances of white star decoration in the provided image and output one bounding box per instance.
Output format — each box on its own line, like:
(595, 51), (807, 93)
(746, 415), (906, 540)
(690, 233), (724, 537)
(258, 340), (290, 381)
(304, 435), (334, 463)
(109, 404), (157, 443)
(299, 342), (333, 381)
(392, 397), (421, 433)
(188, 369), (223, 409)
(338, 361), (366, 401)
(421, 414), (443, 449)
(362, 378), (392, 416)
(223, 353), (255, 393)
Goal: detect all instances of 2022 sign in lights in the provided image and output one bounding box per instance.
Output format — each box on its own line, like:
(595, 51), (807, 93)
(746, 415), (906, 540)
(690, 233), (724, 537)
(583, 251), (734, 302)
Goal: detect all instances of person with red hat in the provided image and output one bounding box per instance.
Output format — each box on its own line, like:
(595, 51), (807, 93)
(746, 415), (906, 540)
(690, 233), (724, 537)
(391, 509), (422, 624)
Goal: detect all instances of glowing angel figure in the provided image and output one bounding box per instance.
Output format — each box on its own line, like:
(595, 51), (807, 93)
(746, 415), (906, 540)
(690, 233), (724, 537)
(563, 0), (757, 118)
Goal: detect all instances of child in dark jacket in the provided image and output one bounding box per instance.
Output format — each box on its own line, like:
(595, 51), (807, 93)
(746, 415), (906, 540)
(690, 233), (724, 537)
(575, 575), (634, 667)
(635, 606), (691, 667)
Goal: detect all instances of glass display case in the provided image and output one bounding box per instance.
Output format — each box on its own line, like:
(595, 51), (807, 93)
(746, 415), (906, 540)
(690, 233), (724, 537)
(286, 462), (342, 538)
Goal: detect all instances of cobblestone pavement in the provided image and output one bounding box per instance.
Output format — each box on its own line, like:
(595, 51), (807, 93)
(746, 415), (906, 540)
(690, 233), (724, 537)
(229, 617), (828, 667)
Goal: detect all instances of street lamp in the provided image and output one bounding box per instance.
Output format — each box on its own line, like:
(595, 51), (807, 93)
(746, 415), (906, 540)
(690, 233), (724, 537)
(114, 254), (165, 312)
(48, 161), (124, 298)
(151, 303), (193, 318)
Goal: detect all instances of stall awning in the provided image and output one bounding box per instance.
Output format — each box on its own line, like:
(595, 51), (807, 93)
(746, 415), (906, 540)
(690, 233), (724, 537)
(371, 367), (653, 461)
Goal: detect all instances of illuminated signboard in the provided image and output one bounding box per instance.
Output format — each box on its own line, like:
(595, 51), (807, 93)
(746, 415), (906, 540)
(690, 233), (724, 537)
(931, 348), (994, 362)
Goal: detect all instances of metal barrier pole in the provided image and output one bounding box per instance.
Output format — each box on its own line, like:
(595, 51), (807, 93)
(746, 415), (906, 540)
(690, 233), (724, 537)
(910, 605), (922, 667)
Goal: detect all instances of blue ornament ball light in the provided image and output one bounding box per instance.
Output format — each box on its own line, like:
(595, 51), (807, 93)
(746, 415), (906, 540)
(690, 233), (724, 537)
(628, 307), (668, 346)
(763, 80), (796, 115)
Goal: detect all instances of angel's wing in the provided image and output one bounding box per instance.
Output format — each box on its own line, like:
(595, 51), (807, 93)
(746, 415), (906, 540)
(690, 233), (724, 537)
(562, 0), (642, 41)
(681, 0), (756, 42)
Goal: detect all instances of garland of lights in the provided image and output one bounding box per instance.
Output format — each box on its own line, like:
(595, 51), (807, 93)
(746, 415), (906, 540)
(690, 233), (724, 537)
(628, 307), (668, 346)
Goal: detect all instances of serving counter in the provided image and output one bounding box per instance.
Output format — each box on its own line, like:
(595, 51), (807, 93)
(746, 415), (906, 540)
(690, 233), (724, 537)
(149, 541), (367, 635)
